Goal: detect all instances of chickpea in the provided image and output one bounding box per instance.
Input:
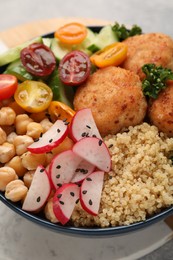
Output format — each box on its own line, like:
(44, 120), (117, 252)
(0, 142), (16, 163)
(21, 151), (47, 170)
(26, 122), (43, 139)
(44, 198), (59, 223)
(40, 118), (53, 133)
(30, 111), (47, 122)
(1, 125), (15, 135)
(0, 127), (7, 144)
(0, 166), (18, 191)
(23, 170), (35, 188)
(8, 101), (25, 115)
(13, 135), (34, 156)
(6, 156), (27, 177)
(7, 132), (18, 144)
(5, 180), (28, 202)
(15, 114), (33, 135)
(45, 152), (54, 165)
(0, 107), (16, 125)
(52, 137), (74, 156)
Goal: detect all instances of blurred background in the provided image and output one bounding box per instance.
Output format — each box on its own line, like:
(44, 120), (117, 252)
(0, 0), (173, 36)
(0, 0), (173, 259)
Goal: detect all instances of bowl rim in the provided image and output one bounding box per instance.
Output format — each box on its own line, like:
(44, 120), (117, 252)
(0, 25), (173, 237)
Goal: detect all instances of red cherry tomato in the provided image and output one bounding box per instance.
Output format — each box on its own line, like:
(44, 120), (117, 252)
(20, 43), (56, 77)
(0, 74), (18, 100)
(58, 50), (91, 86)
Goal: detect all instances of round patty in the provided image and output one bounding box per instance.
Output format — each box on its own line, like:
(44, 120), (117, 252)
(73, 66), (147, 137)
(122, 33), (173, 80)
(148, 81), (173, 137)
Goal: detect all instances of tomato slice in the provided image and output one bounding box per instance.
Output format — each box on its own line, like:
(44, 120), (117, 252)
(14, 80), (53, 113)
(58, 50), (91, 86)
(20, 43), (56, 77)
(54, 22), (87, 45)
(0, 74), (18, 101)
(48, 101), (75, 123)
(90, 42), (127, 68)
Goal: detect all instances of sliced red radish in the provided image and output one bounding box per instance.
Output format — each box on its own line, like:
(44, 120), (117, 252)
(71, 159), (95, 183)
(80, 171), (104, 216)
(22, 165), (51, 212)
(53, 183), (80, 225)
(72, 137), (111, 172)
(69, 108), (102, 142)
(27, 120), (68, 154)
(50, 150), (82, 189)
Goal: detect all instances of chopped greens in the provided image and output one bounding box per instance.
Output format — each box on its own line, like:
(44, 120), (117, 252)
(142, 64), (173, 99)
(112, 22), (142, 41)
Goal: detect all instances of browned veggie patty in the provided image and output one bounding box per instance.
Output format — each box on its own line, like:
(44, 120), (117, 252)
(73, 66), (147, 137)
(148, 80), (173, 137)
(122, 33), (173, 80)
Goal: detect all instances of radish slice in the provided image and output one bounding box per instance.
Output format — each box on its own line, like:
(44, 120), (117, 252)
(22, 165), (51, 212)
(27, 120), (68, 154)
(80, 171), (104, 216)
(72, 137), (111, 172)
(50, 150), (81, 189)
(71, 159), (95, 183)
(53, 183), (80, 225)
(50, 150), (95, 188)
(69, 108), (102, 142)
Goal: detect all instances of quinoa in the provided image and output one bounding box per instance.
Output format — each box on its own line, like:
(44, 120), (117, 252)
(71, 123), (173, 227)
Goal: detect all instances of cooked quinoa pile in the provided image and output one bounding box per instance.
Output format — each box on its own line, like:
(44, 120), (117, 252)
(71, 123), (173, 227)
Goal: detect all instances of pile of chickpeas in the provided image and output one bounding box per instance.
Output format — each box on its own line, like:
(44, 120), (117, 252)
(0, 99), (74, 223)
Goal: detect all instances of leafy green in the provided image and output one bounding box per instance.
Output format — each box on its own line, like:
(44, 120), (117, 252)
(142, 64), (173, 99)
(112, 22), (142, 41)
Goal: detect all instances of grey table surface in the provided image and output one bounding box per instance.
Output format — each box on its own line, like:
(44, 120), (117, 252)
(0, 0), (173, 259)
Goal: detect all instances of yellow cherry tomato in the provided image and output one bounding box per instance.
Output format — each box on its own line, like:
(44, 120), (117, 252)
(54, 22), (87, 45)
(48, 101), (75, 123)
(90, 42), (128, 68)
(14, 80), (53, 113)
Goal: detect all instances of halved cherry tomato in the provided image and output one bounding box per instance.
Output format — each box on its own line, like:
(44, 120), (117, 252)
(0, 74), (18, 100)
(48, 101), (75, 123)
(54, 22), (87, 45)
(59, 50), (91, 86)
(14, 80), (53, 113)
(20, 43), (56, 77)
(90, 42), (127, 68)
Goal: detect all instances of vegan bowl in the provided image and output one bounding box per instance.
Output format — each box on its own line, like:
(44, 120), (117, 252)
(0, 22), (173, 236)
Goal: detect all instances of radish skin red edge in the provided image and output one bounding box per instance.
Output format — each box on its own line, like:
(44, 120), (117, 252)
(22, 165), (51, 212)
(72, 137), (111, 172)
(27, 120), (68, 154)
(80, 171), (105, 216)
(53, 183), (80, 225)
(69, 108), (102, 142)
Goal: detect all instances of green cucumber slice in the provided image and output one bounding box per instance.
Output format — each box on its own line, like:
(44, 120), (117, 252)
(0, 36), (43, 66)
(87, 25), (119, 51)
(51, 38), (72, 61)
(51, 28), (94, 61)
(42, 38), (53, 48)
(4, 59), (34, 81)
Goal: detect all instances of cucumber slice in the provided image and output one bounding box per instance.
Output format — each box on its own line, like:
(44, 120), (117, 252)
(0, 36), (43, 66)
(87, 25), (119, 51)
(51, 38), (72, 61)
(47, 69), (74, 108)
(4, 59), (34, 81)
(51, 29), (94, 61)
(80, 28), (97, 49)
(42, 38), (53, 48)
